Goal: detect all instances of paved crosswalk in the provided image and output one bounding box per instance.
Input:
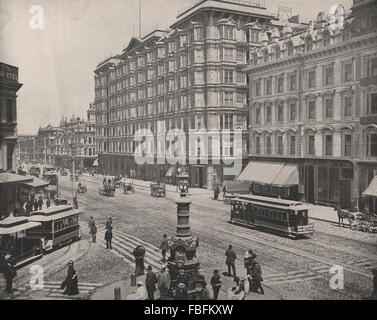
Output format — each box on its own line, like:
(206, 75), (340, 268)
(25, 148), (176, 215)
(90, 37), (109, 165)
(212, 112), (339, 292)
(80, 223), (376, 288)
(80, 223), (166, 272)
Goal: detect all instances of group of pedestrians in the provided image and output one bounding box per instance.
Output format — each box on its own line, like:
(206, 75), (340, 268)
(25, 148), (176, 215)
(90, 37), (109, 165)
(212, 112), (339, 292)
(224, 245), (264, 299)
(25, 196), (49, 215)
(87, 216), (112, 249)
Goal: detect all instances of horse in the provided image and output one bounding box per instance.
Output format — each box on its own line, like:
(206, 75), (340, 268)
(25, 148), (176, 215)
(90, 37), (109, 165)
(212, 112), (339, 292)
(336, 208), (355, 227)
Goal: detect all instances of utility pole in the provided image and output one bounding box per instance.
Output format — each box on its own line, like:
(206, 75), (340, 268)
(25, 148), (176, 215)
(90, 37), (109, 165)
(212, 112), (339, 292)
(139, 0), (141, 38)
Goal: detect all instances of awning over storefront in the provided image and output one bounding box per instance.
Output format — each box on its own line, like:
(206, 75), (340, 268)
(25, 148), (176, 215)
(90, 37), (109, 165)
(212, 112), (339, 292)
(0, 172), (33, 185)
(271, 164), (299, 187)
(237, 162), (299, 187)
(362, 176), (377, 197)
(22, 175), (49, 189)
(165, 166), (177, 177)
(237, 162), (285, 185)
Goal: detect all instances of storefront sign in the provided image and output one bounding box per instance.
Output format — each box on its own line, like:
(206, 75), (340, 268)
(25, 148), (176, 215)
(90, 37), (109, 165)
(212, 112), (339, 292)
(0, 63), (18, 82)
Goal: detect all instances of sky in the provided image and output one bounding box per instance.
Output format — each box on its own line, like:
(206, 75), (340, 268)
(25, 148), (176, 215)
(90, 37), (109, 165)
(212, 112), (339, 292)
(0, 0), (353, 135)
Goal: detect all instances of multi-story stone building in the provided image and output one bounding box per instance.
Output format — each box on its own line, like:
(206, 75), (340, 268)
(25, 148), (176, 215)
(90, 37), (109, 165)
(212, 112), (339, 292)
(0, 62), (33, 219)
(243, 0), (377, 210)
(53, 105), (97, 171)
(94, 0), (308, 188)
(0, 62), (23, 172)
(18, 135), (37, 163)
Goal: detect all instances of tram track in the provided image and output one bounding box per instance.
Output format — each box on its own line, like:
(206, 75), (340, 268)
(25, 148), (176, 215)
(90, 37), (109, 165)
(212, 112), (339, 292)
(79, 176), (377, 264)
(61, 177), (373, 298)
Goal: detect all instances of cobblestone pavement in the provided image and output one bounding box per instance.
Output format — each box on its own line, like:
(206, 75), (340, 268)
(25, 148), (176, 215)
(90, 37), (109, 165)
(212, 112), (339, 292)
(4, 174), (375, 300)
(56, 174), (377, 300)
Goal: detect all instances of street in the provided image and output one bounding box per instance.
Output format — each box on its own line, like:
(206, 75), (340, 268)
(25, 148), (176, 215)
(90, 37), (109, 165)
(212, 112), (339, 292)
(6, 172), (374, 300)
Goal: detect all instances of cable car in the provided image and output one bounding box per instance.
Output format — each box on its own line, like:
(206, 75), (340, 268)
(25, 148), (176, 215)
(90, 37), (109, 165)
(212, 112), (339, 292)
(230, 194), (314, 238)
(27, 205), (82, 252)
(0, 215), (42, 268)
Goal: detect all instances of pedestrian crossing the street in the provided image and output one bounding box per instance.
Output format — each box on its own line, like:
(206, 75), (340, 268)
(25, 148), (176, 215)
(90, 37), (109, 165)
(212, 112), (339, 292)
(80, 223), (166, 272)
(79, 224), (377, 288)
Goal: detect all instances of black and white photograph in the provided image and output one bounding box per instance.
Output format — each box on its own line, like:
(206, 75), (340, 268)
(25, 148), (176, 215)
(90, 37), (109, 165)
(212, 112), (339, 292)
(0, 0), (377, 307)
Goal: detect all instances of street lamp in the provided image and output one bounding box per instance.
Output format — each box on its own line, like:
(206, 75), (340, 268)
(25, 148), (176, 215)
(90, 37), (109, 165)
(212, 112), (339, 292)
(176, 166), (190, 198)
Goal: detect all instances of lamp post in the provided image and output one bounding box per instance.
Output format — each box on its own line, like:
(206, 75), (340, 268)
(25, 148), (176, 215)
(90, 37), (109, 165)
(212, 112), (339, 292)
(176, 166), (190, 198)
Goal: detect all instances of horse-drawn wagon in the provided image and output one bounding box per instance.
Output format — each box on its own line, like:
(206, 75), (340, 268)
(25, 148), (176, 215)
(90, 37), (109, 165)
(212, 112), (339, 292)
(99, 185), (115, 197)
(337, 208), (377, 233)
(123, 182), (135, 194)
(77, 183), (87, 194)
(150, 183), (166, 197)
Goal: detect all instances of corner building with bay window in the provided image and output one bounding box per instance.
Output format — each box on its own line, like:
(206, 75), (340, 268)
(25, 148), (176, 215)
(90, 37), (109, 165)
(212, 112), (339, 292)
(93, 0), (309, 188)
(244, 0), (377, 211)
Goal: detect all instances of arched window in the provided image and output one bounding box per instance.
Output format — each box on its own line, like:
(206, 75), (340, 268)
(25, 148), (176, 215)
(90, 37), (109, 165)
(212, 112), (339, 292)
(306, 37), (313, 51)
(275, 46), (281, 59)
(323, 31), (331, 47)
(287, 42), (294, 56)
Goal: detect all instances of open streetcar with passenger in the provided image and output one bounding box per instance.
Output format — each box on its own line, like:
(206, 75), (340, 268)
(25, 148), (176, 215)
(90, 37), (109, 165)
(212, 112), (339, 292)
(0, 215), (43, 268)
(27, 205), (82, 252)
(230, 194), (314, 238)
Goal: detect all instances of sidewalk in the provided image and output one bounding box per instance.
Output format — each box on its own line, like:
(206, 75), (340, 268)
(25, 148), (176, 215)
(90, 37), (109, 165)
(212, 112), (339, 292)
(90, 274), (282, 300)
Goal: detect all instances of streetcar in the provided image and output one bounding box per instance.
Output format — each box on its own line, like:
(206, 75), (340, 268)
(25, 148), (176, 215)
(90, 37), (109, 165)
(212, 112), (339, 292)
(230, 194), (314, 238)
(0, 215), (43, 268)
(27, 205), (82, 252)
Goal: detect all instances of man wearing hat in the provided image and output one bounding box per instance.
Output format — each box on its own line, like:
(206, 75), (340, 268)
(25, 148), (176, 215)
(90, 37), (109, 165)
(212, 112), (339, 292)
(157, 263), (171, 300)
(159, 234), (169, 262)
(145, 265), (158, 300)
(244, 250), (256, 292)
(250, 259), (264, 295)
(210, 269), (222, 300)
(225, 245), (237, 277)
(127, 280), (147, 300)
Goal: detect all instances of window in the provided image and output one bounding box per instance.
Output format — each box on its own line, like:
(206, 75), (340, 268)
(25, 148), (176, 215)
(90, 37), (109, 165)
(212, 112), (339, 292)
(224, 48), (233, 62)
(224, 70), (233, 84)
(289, 136), (296, 155)
(344, 96), (352, 118)
(308, 100), (316, 120)
(290, 102), (296, 122)
(255, 107), (261, 124)
(236, 49), (244, 62)
(266, 106), (272, 123)
(344, 62), (353, 82)
(343, 134), (352, 157)
(224, 26), (234, 39)
(325, 98), (333, 119)
(277, 103), (284, 123)
(275, 47), (281, 59)
(290, 74), (297, 91)
(224, 92), (233, 106)
(368, 94), (377, 114)
(323, 32), (331, 47)
(308, 70), (316, 89)
(266, 136), (272, 155)
(308, 135), (315, 156)
(369, 57), (377, 77)
(324, 134), (333, 156)
(306, 37), (313, 51)
(255, 136), (261, 154)
(236, 92), (244, 104)
(277, 77), (283, 93)
(324, 66), (334, 86)
(255, 81), (261, 96)
(265, 79), (272, 95)
(366, 133), (377, 157)
(6, 99), (14, 123)
(287, 42), (294, 56)
(277, 136), (284, 155)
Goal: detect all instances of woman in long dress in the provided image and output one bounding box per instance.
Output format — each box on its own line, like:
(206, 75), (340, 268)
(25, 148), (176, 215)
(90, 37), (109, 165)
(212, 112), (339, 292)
(63, 261), (79, 296)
